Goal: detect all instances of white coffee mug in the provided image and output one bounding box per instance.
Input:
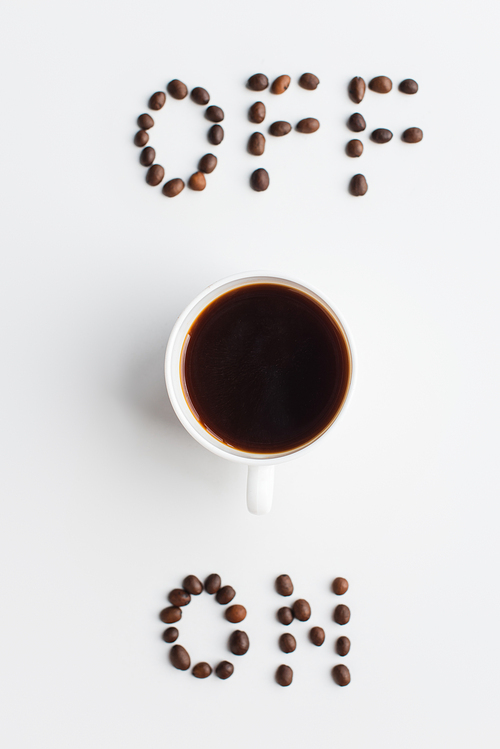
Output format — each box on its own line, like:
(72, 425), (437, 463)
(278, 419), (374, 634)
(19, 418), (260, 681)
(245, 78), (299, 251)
(165, 271), (355, 515)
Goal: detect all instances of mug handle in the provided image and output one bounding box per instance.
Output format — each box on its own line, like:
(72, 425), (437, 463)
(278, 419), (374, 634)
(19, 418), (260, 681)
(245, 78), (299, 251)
(247, 465), (274, 515)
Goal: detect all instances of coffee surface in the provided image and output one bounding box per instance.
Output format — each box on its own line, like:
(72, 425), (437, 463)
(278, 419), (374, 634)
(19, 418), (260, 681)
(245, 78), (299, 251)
(182, 283), (351, 453)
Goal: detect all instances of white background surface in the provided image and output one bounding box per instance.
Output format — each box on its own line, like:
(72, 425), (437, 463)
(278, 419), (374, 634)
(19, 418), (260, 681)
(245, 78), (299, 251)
(1, 1), (499, 747)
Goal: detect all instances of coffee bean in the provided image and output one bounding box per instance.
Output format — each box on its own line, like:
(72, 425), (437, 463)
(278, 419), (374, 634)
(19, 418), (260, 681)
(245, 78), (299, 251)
(277, 607), (294, 625)
(159, 606), (181, 624)
(346, 139), (363, 157)
(271, 75), (291, 95)
(183, 575), (203, 595)
(167, 79), (188, 99)
(137, 113), (154, 130)
(248, 132), (265, 155)
(296, 118), (320, 134)
(275, 575), (294, 597)
(250, 168), (269, 192)
(198, 153), (217, 173)
(348, 76), (366, 104)
(336, 636), (351, 656)
(309, 626), (325, 646)
(248, 101), (266, 124)
(332, 577), (349, 595)
(399, 78), (418, 95)
(292, 599), (311, 621)
(191, 87), (210, 105)
(145, 164), (164, 186)
(269, 121), (291, 137)
(347, 113), (366, 132)
(276, 665), (293, 686)
(139, 146), (155, 166)
(332, 664), (351, 686)
(204, 574), (221, 594)
(205, 105), (224, 123)
(299, 73), (320, 90)
(248, 73), (269, 91)
(229, 630), (249, 655)
(208, 125), (224, 145)
(162, 178), (185, 197)
(192, 662), (212, 679)
(162, 627), (178, 643)
(279, 633), (296, 653)
(369, 76), (392, 93)
(148, 91), (166, 110)
(349, 174), (368, 196)
(216, 585), (235, 604)
(168, 589), (191, 607)
(170, 644), (190, 670)
(215, 660), (234, 679)
(225, 605), (247, 623)
(134, 130), (149, 147)
(334, 604), (350, 625)
(402, 127), (423, 143)
(371, 128), (393, 144)
(188, 171), (206, 191)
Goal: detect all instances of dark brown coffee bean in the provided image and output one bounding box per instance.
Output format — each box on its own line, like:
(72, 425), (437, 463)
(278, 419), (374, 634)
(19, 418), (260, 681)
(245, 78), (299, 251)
(137, 113), (154, 130)
(279, 633), (296, 653)
(309, 626), (325, 646)
(192, 662), (212, 679)
(250, 168), (269, 192)
(215, 660), (234, 679)
(348, 77), (366, 104)
(369, 76), (392, 93)
(162, 178), (184, 197)
(346, 139), (363, 158)
(188, 171), (206, 191)
(248, 101), (266, 124)
(371, 128), (393, 144)
(205, 574), (221, 594)
(296, 118), (320, 134)
(149, 91), (166, 110)
(349, 174), (368, 196)
(347, 113), (366, 132)
(229, 630), (249, 655)
(170, 644), (190, 670)
(216, 585), (235, 604)
(168, 589), (191, 607)
(248, 132), (265, 155)
(134, 130), (149, 147)
(208, 125), (224, 145)
(145, 164), (164, 186)
(167, 79), (188, 99)
(332, 664), (351, 686)
(336, 636), (351, 656)
(162, 627), (179, 643)
(277, 607), (294, 625)
(191, 87), (210, 105)
(183, 575), (203, 595)
(334, 604), (351, 625)
(402, 127), (423, 143)
(159, 606), (181, 624)
(332, 577), (349, 595)
(198, 153), (217, 173)
(247, 73), (268, 91)
(225, 604), (247, 623)
(399, 78), (418, 95)
(139, 146), (155, 166)
(271, 75), (291, 95)
(293, 599), (311, 621)
(269, 121), (291, 137)
(205, 106), (224, 123)
(299, 73), (320, 90)
(275, 575), (294, 597)
(276, 665), (293, 686)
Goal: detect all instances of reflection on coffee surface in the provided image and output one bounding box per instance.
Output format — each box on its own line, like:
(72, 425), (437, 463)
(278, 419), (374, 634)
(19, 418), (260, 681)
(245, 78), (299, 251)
(182, 283), (351, 454)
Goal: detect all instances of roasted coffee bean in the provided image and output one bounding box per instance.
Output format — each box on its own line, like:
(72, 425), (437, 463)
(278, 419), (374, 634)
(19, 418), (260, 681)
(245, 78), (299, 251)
(192, 662), (212, 679)
(162, 178), (184, 197)
(137, 113), (154, 130)
(162, 627), (179, 643)
(167, 79), (188, 99)
(168, 589), (191, 607)
(275, 575), (294, 597)
(183, 575), (203, 595)
(198, 153), (217, 173)
(139, 146), (155, 166)
(191, 86), (210, 105)
(271, 75), (291, 95)
(269, 121), (291, 137)
(159, 606), (181, 624)
(293, 599), (311, 621)
(170, 644), (190, 670)
(248, 73), (269, 91)
(336, 636), (351, 656)
(346, 139), (363, 158)
(296, 117), (320, 134)
(348, 76), (366, 104)
(399, 78), (418, 94)
(225, 605), (247, 623)
(149, 91), (166, 110)
(299, 73), (320, 90)
(248, 132), (265, 155)
(216, 585), (235, 604)
(229, 630), (249, 655)
(279, 633), (296, 653)
(205, 574), (221, 594)
(249, 101), (266, 124)
(250, 168), (269, 192)
(276, 665), (293, 686)
(332, 664), (351, 686)
(332, 577), (349, 595)
(371, 128), (393, 144)
(349, 174), (368, 196)
(334, 604), (351, 625)
(205, 105), (224, 123)
(309, 626), (325, 646)
(188, 171), (206, 191)
(277, 607), (294, 625)
(215, 660), (234, 679)
(402, 127), (423, 143)
(348, 113), (366, 132)
(369, 76), (392, 93)
(208, 125), (224, 145)
(145, 164), (164, 186)
(134, 130), (149, 147)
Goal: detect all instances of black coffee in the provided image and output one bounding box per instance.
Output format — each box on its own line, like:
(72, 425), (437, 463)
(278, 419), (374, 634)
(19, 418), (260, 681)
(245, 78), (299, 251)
(182, 283), (351, 454)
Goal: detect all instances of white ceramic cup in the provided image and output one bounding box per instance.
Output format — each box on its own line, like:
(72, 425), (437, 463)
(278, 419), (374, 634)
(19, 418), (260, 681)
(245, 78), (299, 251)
(165, 271), (355, 515)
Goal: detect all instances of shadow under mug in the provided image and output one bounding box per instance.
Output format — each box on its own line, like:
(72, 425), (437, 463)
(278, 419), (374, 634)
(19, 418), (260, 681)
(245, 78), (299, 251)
(165, 271), (355, 514)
